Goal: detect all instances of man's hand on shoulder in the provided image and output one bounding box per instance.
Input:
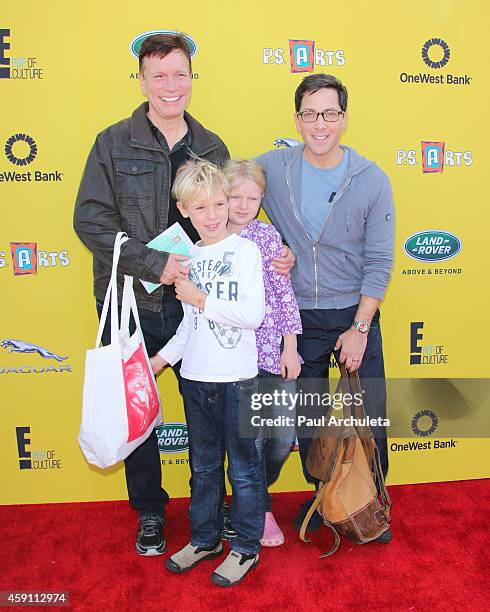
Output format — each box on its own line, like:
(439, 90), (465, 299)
(271, 245), (295, 276)
(160, 254), (190, 285)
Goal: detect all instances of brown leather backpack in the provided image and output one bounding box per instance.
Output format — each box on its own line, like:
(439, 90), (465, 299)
(299, 365), (391, 557)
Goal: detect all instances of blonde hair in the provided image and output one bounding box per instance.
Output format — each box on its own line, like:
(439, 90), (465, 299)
(172, 159), (230, 205)
(222, 159), (266, 192)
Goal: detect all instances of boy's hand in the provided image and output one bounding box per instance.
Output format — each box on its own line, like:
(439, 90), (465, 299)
(150, 354), (168, 375)
(280, 347), (301, 380)
(271, 245), (295, 276)
(175, 277), (207, 309)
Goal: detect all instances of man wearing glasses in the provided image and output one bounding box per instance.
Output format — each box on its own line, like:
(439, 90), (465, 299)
(256, 74), (395, 540)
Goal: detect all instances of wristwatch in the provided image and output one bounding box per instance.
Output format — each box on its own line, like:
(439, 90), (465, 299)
(352, 320), (370, 334)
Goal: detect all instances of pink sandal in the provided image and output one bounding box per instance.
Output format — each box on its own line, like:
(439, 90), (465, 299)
(260, 512), (285, 547)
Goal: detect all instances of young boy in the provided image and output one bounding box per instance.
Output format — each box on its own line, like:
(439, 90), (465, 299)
(150, 160), (265, 587)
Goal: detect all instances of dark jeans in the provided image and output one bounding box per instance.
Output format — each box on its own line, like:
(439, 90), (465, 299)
(96, 295), (184, 516)
(255, 370), (296, 512)
(181, 377), (264, 555)
(297, 305), (388, 487)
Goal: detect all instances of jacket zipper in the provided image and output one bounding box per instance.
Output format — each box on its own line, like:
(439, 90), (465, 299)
(312, 242), (319, 309)
(285, 166), (319, 307)
(286, 161), (356, 309)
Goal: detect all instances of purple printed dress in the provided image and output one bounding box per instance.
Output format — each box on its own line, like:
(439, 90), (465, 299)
(241, 220), (302, 375)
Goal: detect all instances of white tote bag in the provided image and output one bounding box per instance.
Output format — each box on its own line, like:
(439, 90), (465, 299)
(78, 232), (162, 468)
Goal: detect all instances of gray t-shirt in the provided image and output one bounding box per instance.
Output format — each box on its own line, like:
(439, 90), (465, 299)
(300, 149), (349, 240)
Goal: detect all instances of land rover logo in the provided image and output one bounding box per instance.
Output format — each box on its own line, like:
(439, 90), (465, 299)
(156, 422), (189, 453)
(130, 31), (198, 59)
(404, 230), (461, 262)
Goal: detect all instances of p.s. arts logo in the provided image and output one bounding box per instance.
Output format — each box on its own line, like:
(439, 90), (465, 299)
(128, 30), (199, 79)
(263, 39), (345, 72)
(0, 242), (70, 275)
(399, 38), (471, 86)
(0, 338), (72, 375)
(404, 231), (461, 263)
(156, 422), (189, 453)
(0, 28), (44, 79)
(396, 141), (472, 173)
(15, 427), (63, 470)
(410, 322), (449, 366)
(1, 133), (64, 184)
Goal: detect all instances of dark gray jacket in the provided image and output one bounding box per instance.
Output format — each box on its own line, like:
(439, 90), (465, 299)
(74, 102), (229, 311)
(256, 144), (395, 310)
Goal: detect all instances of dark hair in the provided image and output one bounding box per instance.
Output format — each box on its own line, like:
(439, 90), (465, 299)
(294, 74), (348, 112)
(139, 33), (192, 73)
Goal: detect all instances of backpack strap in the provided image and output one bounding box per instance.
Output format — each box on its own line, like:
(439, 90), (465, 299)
(373, 444), (392, 520)
(299, 482), (325, 543)
(299, 482), (341, 557)
(319, 519), (341, 558)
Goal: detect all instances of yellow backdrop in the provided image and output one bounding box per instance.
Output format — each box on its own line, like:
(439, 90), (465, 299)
(1, 0), (488, 504)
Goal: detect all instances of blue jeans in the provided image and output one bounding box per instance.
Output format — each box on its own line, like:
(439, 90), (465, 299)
(181, 377), (264, 555)
(255, 370), (296, 512)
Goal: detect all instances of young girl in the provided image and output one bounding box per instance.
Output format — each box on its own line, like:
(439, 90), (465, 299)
(223, 159), (302, 547)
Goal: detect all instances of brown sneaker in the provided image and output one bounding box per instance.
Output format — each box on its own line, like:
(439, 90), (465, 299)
(165, 542), (223, 573)
(211, 550), (259, 587)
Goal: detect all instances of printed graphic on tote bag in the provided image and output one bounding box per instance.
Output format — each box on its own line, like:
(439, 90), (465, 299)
(122, 344), (160, 442)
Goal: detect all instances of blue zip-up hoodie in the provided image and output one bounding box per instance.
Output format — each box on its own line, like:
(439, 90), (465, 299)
(256, 144), (395, 310)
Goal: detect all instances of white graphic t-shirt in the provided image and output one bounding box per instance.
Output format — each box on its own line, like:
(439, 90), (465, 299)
(158, 233), (265, 382)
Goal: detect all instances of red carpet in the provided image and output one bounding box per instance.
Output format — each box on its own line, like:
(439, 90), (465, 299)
(1, 480), (488, 611)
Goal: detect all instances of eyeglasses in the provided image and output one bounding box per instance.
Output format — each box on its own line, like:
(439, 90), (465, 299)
(297, 110), (344, 123)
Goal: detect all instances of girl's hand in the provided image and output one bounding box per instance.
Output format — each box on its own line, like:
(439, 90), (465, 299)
(280, 347), (301, 380)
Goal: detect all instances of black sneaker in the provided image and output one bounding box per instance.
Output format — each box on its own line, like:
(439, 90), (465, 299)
(221, 502), (237, 541)
(136, 514), (166, 556)
(374, 528), (392, 544)
(294, 497), (323, 533)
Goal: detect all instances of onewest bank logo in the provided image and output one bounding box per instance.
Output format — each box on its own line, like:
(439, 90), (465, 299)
(399, 37), (471, 86)
(1, 133), (63, 183)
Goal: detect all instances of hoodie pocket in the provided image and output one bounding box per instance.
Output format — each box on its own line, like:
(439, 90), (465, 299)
(316, 246), (360, 295)
(289, 244), (315, 302)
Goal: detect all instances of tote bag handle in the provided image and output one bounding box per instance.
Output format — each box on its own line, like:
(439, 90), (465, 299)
(95, 232), (129, 348)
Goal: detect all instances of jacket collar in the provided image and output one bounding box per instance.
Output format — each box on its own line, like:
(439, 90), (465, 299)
(130, 102), (217, 156)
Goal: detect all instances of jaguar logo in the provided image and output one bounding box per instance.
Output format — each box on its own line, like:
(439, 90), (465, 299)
(1, 339), (67, 361)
